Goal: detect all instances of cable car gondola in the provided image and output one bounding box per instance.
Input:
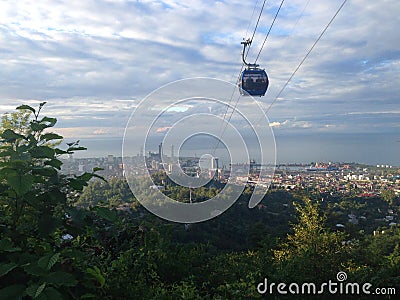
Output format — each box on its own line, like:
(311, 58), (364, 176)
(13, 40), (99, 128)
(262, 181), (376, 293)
(240, 68), (269, 96)
(239, 39), (269, 97)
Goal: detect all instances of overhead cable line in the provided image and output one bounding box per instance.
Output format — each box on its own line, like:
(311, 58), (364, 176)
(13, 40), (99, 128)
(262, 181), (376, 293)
(213, 0), (278, 154)
(254, 0), (285, 64)
(263, 0), (348, 115)
(213, 0), (268, 154)
(244, 0), (261, 42)
(244, 0), (268, 61)
(229, 0), (260, 84)
(227, 0), (264, 108)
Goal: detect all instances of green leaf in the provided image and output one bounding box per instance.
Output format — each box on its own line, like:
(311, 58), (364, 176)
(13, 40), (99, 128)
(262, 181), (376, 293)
(0, 239), (21, 252)
(38, 253), (59, 271)
(30, 122), (47, 132)
(92, 167), (104, 172)
(25, 284), (36, 297)
(44, 159), (63, 169)
(40, 117), (57, 127)
(61, 249), (86, 260)
(47, 253), (60, 270)
(37, 287), (63, 300)
(26, 283), (46, 299)
(77, 171), (106, 183)
(78, 171), (106, 182)
(39, 133), (63, 142)
(0, 262), (18, 277)
(16, 104), (35, 114)
(54, 148), (67, 155)
(7, 173), (34, 195)
(92, 173), (106, 181)
(8, 159), (29, 168)
(0, 284), (25, 300)
(1, 129), (25, 142)
(32, 167), (57, 177)
(87, 266), (105, 287)
(67, 146), (87, 152)
(15, 145), (32, 156)
(30, 146), (55, 159)
(65, 207), (87, 224)
(47, 188), (67, 204)
(45, 271), (77, 287)
(23, 264), (47, 277)
(38, 215), (60, 236)
(78, 172), (94, 182)
(68, 178), (86, 191)
(0, 149), (13, 157)
(0, 167), (17, 177)
(34, 283), (46, 299)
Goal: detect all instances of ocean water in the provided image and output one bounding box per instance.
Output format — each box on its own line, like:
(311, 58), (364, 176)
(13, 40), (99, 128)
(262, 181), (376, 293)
(65, 132), (399, 166)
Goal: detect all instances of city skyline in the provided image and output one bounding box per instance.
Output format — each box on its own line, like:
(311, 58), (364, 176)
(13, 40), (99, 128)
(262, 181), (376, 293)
(65, 132), (399, 167)
(61, 154), (400, 202)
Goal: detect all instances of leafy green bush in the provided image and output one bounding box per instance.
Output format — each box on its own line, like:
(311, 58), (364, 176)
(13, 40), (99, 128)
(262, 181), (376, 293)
(0, 103), (104, 299)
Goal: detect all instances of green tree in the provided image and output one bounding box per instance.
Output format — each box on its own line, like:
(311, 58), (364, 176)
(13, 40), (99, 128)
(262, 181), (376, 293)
(0, 109), (31, 136)
(76, 177), (135, 208)
(0, 104), (62, 149)
(381, 189), (396, 206)
(274, 198), (348, 283)
(349, 227), (400, 288)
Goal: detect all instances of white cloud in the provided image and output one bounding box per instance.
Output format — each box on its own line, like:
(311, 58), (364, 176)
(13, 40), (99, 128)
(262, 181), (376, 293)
(269, 121), (282, 127)
(269, 120), (290, 127)
(0, 0), (398, 161)
(155, 126), (171, 133)
(268, 119), (312, 130)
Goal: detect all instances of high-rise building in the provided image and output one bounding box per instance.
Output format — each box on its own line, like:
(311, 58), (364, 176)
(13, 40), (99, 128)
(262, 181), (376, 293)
(139, 146), (143, 157)
(211, 157), (219, 178)
(158, 143), (163, 161)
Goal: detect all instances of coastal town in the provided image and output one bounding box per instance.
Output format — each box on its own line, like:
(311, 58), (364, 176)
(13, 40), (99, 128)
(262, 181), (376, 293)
(61, 153), (400, 199)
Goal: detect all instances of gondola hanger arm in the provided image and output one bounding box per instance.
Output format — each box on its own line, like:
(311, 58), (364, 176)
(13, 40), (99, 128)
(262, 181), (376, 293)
(241, 38), (259, 69)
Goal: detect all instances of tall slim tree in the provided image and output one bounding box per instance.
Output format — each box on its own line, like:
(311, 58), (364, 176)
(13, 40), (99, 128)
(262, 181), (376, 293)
(274, 197), (349, 283)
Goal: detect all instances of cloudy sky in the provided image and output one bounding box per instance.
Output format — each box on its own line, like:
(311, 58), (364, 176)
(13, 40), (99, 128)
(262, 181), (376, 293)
(0, 0), (399, 165)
